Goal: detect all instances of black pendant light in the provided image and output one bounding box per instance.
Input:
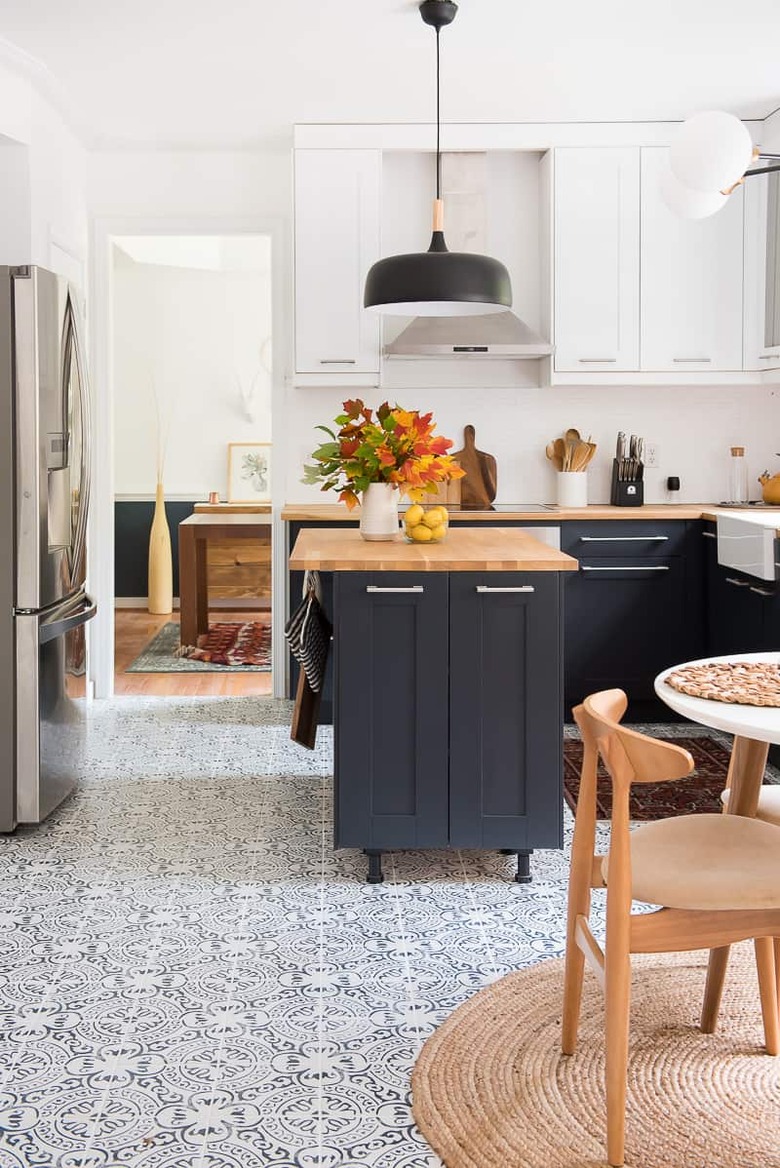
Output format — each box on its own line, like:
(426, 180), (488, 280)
(363, 0), (512, 317)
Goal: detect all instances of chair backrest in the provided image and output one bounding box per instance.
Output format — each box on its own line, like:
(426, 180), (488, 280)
(572, 691), (697, 915)
(579, 689), (694, 789)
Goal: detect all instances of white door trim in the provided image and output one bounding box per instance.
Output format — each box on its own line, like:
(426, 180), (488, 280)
(88, 213), (289, 699)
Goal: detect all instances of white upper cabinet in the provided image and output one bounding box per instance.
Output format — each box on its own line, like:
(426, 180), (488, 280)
(553, 147), (640, 372)
(744, 171), (780, 370)
(640, 147), (744, 372)
(294, 149), (381, 384)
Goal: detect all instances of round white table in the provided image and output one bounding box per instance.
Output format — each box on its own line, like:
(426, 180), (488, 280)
(655, 651), (780, 1032)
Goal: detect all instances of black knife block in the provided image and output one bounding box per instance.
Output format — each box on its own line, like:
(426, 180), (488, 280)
(610, 459), (644, 507)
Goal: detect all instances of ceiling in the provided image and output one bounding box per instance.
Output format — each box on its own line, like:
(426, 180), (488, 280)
(2, 0), (779, 150)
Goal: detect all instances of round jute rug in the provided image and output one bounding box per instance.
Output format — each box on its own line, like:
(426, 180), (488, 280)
(411, 943), (780, 1168)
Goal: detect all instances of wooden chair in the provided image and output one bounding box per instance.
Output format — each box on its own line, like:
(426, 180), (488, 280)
(562, 689), (780, 1168)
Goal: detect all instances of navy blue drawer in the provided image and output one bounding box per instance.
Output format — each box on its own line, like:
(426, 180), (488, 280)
(561, 521), (688, 557)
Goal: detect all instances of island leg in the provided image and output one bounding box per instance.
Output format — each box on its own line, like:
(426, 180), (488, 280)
(365, 850), (384, 884)
(500, 849), (533, 882)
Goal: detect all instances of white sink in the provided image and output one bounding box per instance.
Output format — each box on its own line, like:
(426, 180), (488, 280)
(716, 513), (779, 581)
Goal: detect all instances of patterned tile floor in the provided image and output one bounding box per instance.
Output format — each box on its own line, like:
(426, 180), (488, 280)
(0, 701), (753, 1167)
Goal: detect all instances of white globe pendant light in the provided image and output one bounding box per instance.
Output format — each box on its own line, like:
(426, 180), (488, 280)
(659, 163), (729, 219)
(670, 110), (754, 193)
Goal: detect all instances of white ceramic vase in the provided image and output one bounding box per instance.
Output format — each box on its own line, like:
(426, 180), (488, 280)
(557, 472), (588, 508)
(359, 483), (400, 541)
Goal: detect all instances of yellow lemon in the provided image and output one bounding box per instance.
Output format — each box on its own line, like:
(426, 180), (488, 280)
(404, 504), (424, 528)
(422, 508), (442, 528)
(410, 524), (433, 542)
(430, 524), (447, 542)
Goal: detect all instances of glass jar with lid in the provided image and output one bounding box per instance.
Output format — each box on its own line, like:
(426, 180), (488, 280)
(727, 446), (749, 504)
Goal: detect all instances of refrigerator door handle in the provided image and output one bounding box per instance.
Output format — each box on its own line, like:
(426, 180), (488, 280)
(64, 292), (92, 590)
(39, 595), (96, 644)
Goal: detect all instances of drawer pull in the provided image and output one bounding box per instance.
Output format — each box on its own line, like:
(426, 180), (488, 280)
(581, 565), (669, 572)
(578, 357), (617, 363)
(475, 585), (535, 594)
(702, 531), (716, 539)
(725, 577), (751, 587)
(579, 535), (669, 542)
(366, 585), (424, 594)
(673, 357), (712, 363)
(319, 358), (357, 365)
(750, 586), (775, 597)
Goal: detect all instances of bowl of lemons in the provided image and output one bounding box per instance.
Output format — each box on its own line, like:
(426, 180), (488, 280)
(403, 504), (449, 544)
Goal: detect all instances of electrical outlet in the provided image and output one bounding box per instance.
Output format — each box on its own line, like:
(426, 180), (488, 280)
(644, 441), (660, 469)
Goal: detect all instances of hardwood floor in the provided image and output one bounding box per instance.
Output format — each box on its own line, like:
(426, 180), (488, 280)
(114, 609), (274, 696)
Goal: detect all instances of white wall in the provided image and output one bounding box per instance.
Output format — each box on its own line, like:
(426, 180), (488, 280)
(112, 242), (273, 497)
(284, 381), (780, 507)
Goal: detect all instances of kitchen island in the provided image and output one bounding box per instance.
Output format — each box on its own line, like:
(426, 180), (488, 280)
(290, 528), (578, 882)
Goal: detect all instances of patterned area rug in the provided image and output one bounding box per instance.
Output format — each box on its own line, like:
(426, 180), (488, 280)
(126, 620), (272, 672)
(563, 734), (733, 819)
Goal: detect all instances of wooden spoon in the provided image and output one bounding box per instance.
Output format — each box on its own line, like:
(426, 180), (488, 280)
(563, 427), (581, 471)
(553, 438), (567, 470)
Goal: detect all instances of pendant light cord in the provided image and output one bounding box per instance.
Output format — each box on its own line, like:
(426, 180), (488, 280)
(435, 27), (441, 200)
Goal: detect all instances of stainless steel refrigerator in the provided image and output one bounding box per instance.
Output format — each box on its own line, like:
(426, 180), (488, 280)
(0, 265), (95, 832)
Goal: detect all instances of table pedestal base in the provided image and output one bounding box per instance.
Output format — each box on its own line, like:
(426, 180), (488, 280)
(700, 735), (771, 1034)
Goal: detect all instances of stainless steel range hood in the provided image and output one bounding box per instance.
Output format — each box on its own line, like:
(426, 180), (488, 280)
(383, 311), (554, 360)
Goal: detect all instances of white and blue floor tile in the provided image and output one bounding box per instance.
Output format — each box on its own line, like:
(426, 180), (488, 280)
(0, 698), (762, 1166)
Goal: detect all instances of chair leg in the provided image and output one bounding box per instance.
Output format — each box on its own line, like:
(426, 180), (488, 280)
(701, 946), (730, 1034)
(775, 938), (780, 1014)
(605, 949), (631, 1168)
(562, 934), (586, 1056)
(755, 937), (779, 1056)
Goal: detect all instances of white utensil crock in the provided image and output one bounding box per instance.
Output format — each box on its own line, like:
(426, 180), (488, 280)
(359, 483), (400, 540)
(557, 472), (588, 508)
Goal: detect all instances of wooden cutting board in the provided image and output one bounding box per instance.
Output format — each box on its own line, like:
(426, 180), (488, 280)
(452, 425), (497, 508)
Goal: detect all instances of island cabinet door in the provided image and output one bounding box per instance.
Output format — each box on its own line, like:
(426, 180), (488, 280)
(448, 573), (563, 851)
(333, 572), (450, 850)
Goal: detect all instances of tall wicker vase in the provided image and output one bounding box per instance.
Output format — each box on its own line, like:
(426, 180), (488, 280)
(148, 480), (173, 614)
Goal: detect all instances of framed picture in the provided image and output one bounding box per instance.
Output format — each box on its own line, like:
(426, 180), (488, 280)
(227, 442), (272, 502)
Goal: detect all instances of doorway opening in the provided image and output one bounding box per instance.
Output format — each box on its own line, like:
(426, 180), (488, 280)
(110, 234), (273, 696)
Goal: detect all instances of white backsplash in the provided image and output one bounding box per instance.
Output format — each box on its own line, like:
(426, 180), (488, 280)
(285, 382), (780, 507)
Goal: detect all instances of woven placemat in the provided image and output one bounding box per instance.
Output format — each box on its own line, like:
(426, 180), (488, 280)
(412, 943), (780, 1168)
(665, 661), (780, 707)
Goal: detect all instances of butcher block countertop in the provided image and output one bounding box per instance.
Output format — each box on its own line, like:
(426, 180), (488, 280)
(282, 502), (754, 522)
(289, 528), (579, 572)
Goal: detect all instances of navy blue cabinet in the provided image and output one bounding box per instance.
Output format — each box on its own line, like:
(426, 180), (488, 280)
(333, 573), (450, 853)
(562, 521), (704, 717)
(703, 520), (779, 654)
(333, 570), (564, 881)
(449, 573), (563, 851)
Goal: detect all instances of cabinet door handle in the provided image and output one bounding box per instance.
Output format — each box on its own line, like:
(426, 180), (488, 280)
(759, 355), (778, 360)
(365, 585), (424, 593)
(702, 531), (716, 539)
(749, 586), (775, 596)
(475, 585), (535, 593)
(579, 535), (669, 542)
(673, 357), (712, 363)
(319, 358), (357, 365)
(578, 357), (617, 363)
(581, 565), (670, 572)
(725, 577), (751, 587)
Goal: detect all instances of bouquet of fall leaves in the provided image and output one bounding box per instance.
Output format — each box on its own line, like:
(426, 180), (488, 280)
(303, 398), (465, 509)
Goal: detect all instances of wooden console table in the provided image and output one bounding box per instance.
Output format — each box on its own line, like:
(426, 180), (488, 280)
(178, 514), (273, 645)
